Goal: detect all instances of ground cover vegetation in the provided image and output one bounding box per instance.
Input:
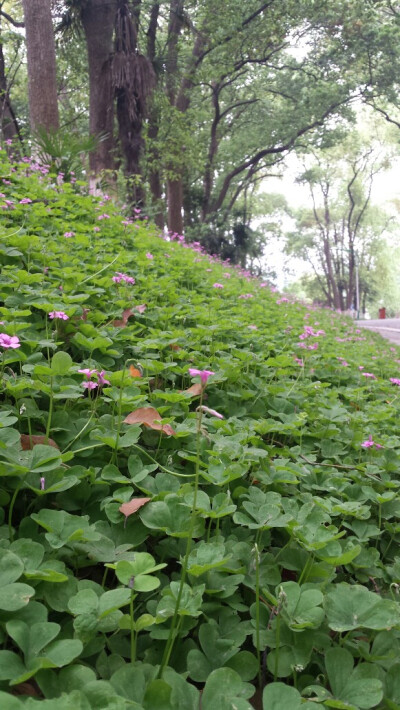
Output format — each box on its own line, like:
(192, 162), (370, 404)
(2, 148), (400, 708)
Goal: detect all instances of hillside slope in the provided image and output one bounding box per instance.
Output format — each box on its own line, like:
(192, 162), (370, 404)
(1, 147), (400, 709)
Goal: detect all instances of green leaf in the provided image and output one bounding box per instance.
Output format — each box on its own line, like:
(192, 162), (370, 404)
(0, 651), (26, 681)
(51, 351), (73, 374)
(201, 668), (254, 710)
(263, 683), (316, 710)
(325, 647), (383, 709)
(0, 549), (24, 585)
(0, 583), (35, 611)
(325, 584), (400, 631)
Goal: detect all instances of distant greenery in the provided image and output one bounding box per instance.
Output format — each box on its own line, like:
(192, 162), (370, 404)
(2, 145), (400, 708)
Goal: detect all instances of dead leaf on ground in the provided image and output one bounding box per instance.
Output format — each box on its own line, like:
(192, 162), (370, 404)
(123, 406), (176, 435)
(119, 497), (151, 518)
(169, 343), (181, 351)
(183, 383), (203, 397)
(113, 308), (135, 327)
(12, 681), (41, 697)
(20, 434), (59, 450)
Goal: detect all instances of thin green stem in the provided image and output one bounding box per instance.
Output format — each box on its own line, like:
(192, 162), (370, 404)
(81, 253), (121, 284)
(130, 590), (136, 663)
(274, 613), (281, 682)
(45, 377), (54, 442)
(254, 544), (262, 690)
(8, 481), (23, 542)
(157, 395), (204, 677)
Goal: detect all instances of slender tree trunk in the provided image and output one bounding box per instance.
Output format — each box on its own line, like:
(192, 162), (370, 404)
(81, 0), (117, 179)
(146, 3), (164, 228)
(22, 0), (59, 132)
(0, 37), (21, 145)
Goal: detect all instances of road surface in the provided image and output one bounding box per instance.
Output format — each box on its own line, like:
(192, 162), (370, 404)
(356, 318), (400, 346)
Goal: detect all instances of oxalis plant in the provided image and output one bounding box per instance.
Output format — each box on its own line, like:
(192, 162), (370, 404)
(1, 143), (400, 708)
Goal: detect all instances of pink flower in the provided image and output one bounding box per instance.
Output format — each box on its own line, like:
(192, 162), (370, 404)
(64, 231), (75, 238)
(294, 357), (304, 366)
(97, 370), (110, 386)
(362, 372), (376, 379)
(390, 378), (400, 386)
(19, 198), (32, 204)
(135, 304), (147, 313)
(78, 368), (97, 379)
(98, 213), (110, 220)
(248, 325), (258, 330)
(198, 405), (224, 419)
(112, 272), (135, 284)
(48, 311), (69, 320)
(276, 297), (289, 304)
(239, 294), (254, 299)
(93, 226), (100, 232)
(189, 368), (215, 385)
(82, 381), (98, 390)
(223, 272), (231, 278)
(0, 333), (20, 349)
(213, 283), (224, 289)
(146, 252), (154, 260)
(359, 366), (364, 370)
(361, 435), (383, 449)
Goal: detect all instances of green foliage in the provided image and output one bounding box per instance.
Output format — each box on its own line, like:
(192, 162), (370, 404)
(2, 147), (400, 707)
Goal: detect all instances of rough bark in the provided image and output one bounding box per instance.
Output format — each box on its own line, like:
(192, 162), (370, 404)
(22, 0), (59, 132)
(81, 0), (117, 177)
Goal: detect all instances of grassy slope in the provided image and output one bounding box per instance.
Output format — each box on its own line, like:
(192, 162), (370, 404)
(0, 148), (400, 708)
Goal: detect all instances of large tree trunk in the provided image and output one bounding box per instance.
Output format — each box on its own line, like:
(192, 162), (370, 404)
(22, 0), (59, 132)
(167, 179), (184, 235)
(81, 0), (117, 179)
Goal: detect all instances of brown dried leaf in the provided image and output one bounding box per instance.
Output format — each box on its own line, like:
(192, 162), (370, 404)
(169, 343), (181, 351)
(129, 365), (142, 378)
(20, 434), (59, 451)
(113, 308), (135, 327)
(183, 383), (203, 397)
(119, 497), (151, 518)
(123, 406), (176, 435)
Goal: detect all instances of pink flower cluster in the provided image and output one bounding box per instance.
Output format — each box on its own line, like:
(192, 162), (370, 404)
(213, 283), (224, 289)
(238, 294), (254, 299)
(48, 311), (69, 321)
(112, 272), (135, 284)
(0, 333), (20, 349)
(390, 377), (400, 386)
(299, 326), (325, 340)
(79, 368), (110, 390)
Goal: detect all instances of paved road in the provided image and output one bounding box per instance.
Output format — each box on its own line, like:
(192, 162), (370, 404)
(356, 318), (400, 346)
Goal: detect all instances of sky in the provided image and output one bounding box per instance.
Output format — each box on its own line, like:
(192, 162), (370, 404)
(259, 154), (400, 291)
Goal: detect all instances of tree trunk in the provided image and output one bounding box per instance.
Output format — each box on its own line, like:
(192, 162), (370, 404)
(0, 37), (21, 146)
(167, 179), (183, 235)
(81, 0), (117, 178)
(22, 0), (59, 132)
